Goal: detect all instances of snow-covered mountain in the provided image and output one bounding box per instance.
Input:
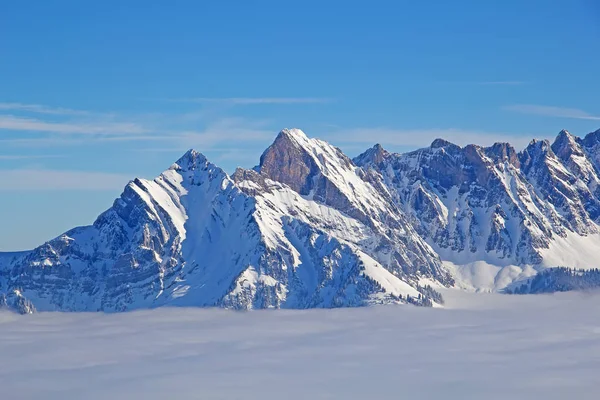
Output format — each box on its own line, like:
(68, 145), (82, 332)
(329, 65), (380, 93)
(0, 129), (451, 313)
(4, 127), (600, 314)
(355, 128), (600, 291)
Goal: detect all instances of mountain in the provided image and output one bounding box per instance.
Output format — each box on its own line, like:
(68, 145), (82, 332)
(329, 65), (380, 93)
(355, 128), (600, 291)
(0, 129), (451, 313)
(5, 127), (600, 314)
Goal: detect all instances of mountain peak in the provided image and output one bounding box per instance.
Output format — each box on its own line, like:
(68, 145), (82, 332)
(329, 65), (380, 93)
(353, 143), (389, 166)
(519, 138), (555, 174)
(430, 138), (457, 149)
(485, 142), (520, 166)
(258, 129), (320, 195)
(526, 138), (551, 150)
(558, 129), (572, 137)
(173, 149), (206, 168)
(552, 129), (584, 160)
(182, 148), (200, 158)
(582, 128), (600, 147)
(278, 128), (309, 142)
(554, 129), (577, 146)
(259, 129), (313, 162)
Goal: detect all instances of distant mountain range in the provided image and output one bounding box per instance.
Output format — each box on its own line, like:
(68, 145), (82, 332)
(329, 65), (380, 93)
(3, 128), (600, 313)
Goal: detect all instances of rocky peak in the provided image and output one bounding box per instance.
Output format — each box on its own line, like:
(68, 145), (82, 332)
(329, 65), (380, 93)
(257, 129), (319, 195)
(463, 143), (483, 155)
(278, 127), (309, 141)
(264, 128), (313, 155)
(553, 129), (576, 145)
(231, 167), (272, 196)
(463, 144), (489, 166)
(460, 144), (504, 186)
(580, 129), (600, 174)
(519, 139), (553, 173)
(353, 143), (389, 166)
(167, 149), (231, 189)
(430, 138), (451, 148)
(528, 138), (551, 152)
(582, 128), (600, 148)
(557, 129), (574, 139)
(552, 130), (584, 160)
(171, 149), (208, 172)
(484, 142), (520, 167)
(430, 138), (461, 151)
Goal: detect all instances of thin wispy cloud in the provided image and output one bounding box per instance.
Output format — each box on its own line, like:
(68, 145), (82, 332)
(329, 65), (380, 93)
(0, 115), (148, 135)
(0, 169), (132, 191)
(84, 127), (274, 145)
(0, 98), (282, 151)
(0, 137), (87, 147)
(0, 113), (276, 152)
(504, 104), (600, 121)
(476, 81), (526, 85)
(0, 102), (91, 116)
(161, 97), (333, 105)
(132, 147), (198, 153)
(117, 117), (274, 146)
(326, 127), (537, 151)
(439, 80), (527, 86)
(0, 154), (63, 160)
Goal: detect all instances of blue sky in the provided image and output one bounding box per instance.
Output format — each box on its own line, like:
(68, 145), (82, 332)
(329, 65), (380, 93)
(1, 0), (600, 250)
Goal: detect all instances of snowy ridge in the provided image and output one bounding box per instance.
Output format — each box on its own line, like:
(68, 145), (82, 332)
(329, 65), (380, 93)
(355, 128), (600, 291)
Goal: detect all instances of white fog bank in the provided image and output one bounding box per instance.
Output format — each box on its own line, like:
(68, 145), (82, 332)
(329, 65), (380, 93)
(1, 290), (600, 399)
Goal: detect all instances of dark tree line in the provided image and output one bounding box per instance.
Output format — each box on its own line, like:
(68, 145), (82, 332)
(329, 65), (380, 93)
(507, 267), (600, 295)
(416, 284), (444, 305)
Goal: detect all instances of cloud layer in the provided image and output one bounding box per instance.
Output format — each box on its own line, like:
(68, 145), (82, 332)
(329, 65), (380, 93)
(504, 104), (600, 120)
(0, 102), (92, 115)
(0, 169), (131, 191)
(1, 291), (599, 399)
(160, 97), (333, 105)
(0, 115), (148, 135)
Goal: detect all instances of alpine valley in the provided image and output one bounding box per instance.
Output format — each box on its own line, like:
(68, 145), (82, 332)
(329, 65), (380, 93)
(3, 128), (600, 314)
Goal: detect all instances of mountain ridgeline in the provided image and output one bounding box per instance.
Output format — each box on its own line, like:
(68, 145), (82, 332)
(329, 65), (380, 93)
(2, 128), (600, 313)
(355, 128), (600, 287)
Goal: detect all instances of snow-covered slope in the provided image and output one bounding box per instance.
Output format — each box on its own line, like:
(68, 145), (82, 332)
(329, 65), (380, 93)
(0, 129), (450, 313)
(355, 128), (600, 291)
